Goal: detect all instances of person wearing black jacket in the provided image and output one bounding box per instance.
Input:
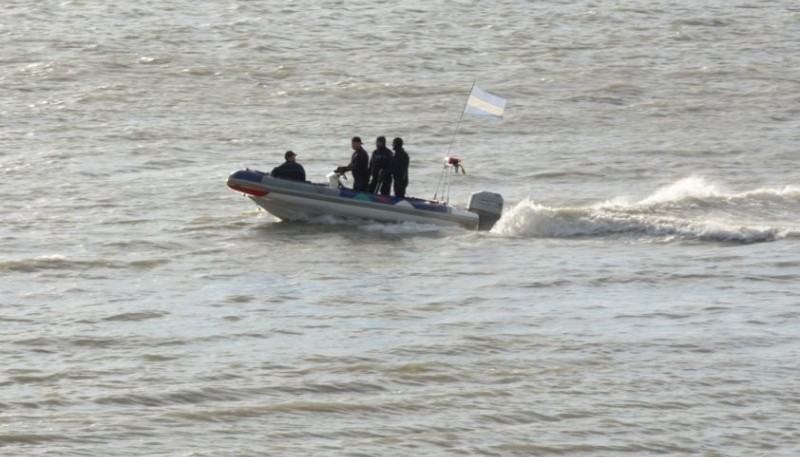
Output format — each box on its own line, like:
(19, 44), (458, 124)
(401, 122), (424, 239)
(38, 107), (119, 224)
(391, 137), (409, 198)
(368, 136), (393, 195)
(270, 150), (306, 181)
(335, 136), (370, 192)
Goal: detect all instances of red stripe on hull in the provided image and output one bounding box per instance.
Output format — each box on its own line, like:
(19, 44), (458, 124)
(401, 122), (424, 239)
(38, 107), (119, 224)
(229, 184), (269, 197)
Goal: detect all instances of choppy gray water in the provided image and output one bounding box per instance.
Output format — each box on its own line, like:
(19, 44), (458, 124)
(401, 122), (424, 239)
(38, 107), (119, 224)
(2, 1), (800, 455)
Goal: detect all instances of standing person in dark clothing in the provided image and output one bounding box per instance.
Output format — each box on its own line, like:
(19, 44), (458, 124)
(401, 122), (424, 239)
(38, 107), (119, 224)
(335, 136), (370, 192)
(368, 136), (393, 195)
(391, 137), (409, 198)
(270, 150), (306, 181)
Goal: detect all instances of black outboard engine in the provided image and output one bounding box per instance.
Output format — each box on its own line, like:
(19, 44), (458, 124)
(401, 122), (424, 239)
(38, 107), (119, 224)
(468, 191), (504, 231)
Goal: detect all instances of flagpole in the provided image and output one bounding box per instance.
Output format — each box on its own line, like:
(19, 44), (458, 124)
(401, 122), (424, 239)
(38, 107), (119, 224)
(445, 80), (475, 158)
(434, 81), (475, 201)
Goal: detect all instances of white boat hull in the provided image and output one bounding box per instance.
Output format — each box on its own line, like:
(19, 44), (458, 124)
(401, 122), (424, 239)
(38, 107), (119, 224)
(227, 169), (502, 230)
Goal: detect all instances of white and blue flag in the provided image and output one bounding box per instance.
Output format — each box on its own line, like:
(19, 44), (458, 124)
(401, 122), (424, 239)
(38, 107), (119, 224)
(463, 85), (507, 120)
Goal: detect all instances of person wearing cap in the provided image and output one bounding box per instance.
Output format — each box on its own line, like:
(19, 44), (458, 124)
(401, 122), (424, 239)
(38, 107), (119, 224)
(368, 136), (393, 195)
(270, 150), (306, 181)
(391, 137), (409, 198)
(335, 136), (369, 192)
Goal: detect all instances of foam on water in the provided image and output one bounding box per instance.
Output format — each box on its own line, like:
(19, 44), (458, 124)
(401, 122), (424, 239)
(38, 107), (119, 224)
(494, 177), (799, 242)
(634, 175), (725, 206)
(631, 176), (800, 208)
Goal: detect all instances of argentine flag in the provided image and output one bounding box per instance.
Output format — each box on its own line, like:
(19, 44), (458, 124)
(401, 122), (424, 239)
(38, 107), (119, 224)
(464, 85), (507, 120)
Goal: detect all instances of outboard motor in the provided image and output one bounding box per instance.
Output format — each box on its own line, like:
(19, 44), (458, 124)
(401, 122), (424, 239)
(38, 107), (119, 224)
(468, 191), (503, 231)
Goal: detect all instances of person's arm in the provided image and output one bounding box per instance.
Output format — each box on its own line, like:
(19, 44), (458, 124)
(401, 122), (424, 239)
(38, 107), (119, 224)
(336, 152), (357, 173)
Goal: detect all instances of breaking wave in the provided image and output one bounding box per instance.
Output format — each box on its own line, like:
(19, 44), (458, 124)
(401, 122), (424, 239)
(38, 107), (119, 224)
(494, 177), (800, 243)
